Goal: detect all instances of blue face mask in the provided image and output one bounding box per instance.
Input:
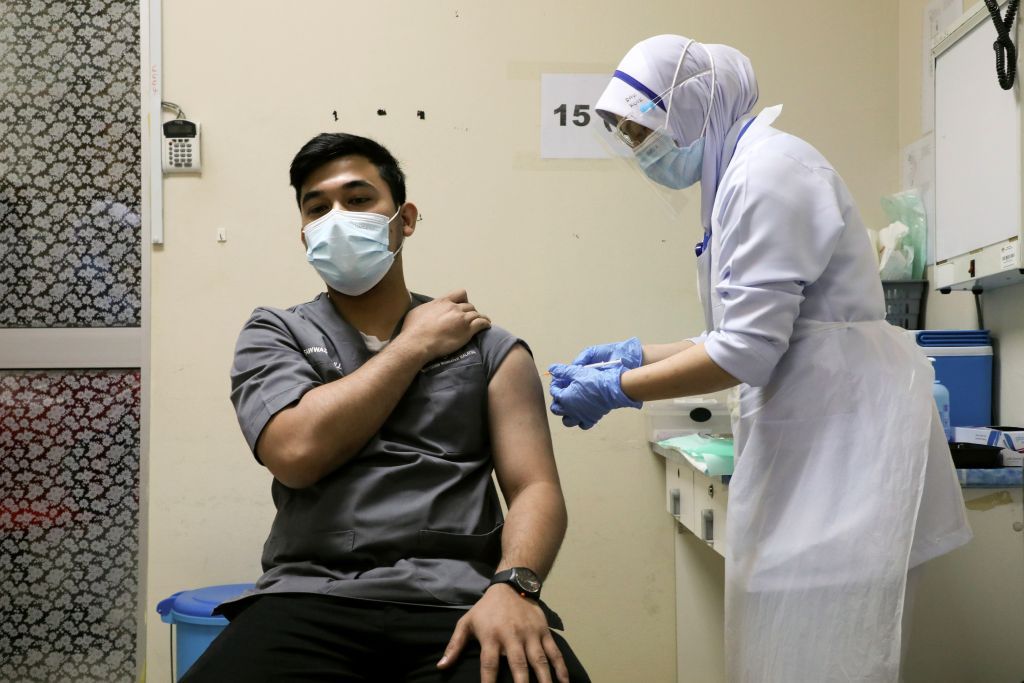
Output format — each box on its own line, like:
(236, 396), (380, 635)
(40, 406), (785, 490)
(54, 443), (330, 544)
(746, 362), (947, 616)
(303, 206), (403, 296)
(634, 130), (706, 190)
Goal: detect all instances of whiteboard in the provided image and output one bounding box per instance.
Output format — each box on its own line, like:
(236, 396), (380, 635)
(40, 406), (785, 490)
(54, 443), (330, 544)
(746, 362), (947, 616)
(934, 5), (1021, 263)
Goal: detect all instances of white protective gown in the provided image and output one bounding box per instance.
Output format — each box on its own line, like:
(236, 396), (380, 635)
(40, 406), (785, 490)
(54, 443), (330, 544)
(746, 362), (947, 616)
(700, 106), (972, 682)
(596, 35), (972, 680)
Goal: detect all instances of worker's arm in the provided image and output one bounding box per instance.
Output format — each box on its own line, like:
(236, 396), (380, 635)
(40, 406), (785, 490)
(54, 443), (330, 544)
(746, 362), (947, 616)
(622, 341), (739, 402)
(641, 339), (695, 365)
(438, 344), (570, 683)
(571, 336), (698, 369)
(257, 292), (489, 489)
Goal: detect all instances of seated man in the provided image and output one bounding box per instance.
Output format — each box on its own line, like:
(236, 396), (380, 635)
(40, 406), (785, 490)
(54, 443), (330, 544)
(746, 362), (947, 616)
(183, 133), (589, 683)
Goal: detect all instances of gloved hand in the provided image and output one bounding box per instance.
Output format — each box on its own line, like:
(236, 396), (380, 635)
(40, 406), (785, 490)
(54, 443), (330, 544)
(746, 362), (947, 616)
(571, 337), (643, 370)
(548, 362), (642, 430)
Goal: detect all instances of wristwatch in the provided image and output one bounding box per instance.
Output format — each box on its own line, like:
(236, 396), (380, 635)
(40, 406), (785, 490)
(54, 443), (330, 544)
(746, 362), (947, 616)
(489, 567), (542, 600)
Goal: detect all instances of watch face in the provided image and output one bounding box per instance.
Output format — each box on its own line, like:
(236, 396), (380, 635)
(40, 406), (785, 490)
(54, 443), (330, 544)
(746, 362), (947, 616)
(513, 568), (541, 594)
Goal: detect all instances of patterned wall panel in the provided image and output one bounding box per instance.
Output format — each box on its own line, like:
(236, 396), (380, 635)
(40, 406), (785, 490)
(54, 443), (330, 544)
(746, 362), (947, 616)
(0, 0), (141, 328)
(0, 370), (140, 683)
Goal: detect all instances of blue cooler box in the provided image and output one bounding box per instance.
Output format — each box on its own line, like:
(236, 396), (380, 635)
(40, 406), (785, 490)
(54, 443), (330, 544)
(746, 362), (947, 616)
(157, 583), (255, 680)
(911, 330), (993, 428)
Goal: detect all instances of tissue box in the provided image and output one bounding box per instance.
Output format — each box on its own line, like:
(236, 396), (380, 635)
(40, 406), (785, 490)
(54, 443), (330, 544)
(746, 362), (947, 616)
(954, 427), (1024, 467)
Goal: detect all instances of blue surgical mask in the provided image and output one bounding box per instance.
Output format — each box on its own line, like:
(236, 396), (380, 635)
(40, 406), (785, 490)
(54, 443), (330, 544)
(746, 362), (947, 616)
(634, 130), (706, 190)
(303, 206), (403, 296)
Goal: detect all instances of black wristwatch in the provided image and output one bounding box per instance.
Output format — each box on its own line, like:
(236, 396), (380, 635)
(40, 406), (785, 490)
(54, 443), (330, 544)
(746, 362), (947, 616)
(489, 567), (542, 600)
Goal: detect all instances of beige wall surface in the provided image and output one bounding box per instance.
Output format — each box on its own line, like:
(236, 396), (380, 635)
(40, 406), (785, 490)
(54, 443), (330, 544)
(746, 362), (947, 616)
(145, 2), (899, 680)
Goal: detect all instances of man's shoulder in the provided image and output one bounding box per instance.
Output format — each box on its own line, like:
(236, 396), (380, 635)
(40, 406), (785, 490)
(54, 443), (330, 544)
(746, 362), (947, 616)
(410, 291), (527, 357)
(233, 295), (332, 355)
(254, 293), (325, 317)
(241, 294), (326, 329)
(474, 325), (533, 381)
(474, 323), (517, 346)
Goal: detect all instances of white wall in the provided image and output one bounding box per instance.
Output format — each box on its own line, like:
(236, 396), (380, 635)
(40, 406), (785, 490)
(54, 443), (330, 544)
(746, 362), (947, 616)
(145, 2), (899, 680)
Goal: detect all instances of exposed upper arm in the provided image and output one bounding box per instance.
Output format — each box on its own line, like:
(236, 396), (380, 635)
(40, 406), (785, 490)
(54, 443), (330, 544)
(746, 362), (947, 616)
(488, 344), (562, 504)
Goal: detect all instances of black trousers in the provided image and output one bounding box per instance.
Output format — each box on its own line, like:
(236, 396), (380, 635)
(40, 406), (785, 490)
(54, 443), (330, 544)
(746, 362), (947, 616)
(180, 594), (590, 683)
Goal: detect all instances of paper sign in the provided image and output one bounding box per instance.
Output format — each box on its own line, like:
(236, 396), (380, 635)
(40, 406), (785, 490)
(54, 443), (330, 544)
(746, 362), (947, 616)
(540, 74), (629, 159)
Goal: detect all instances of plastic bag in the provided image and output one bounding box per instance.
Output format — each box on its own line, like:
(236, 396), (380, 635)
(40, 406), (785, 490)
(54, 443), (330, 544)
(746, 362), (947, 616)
(880, 190), (927, 280)
(878, 221), (914, 280)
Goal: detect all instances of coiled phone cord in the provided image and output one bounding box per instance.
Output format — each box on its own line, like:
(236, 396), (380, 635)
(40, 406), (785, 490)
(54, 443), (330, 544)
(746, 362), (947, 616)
(985, 0), (1019, 90)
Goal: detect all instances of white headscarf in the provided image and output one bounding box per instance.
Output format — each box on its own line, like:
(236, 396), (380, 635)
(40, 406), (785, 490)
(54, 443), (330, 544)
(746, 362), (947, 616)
(595, 35), (759, 229)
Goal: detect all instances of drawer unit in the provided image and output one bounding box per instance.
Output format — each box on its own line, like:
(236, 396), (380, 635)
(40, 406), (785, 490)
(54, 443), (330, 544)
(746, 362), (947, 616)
(664, 457), (695, 531)
(693, 470), (729, 558)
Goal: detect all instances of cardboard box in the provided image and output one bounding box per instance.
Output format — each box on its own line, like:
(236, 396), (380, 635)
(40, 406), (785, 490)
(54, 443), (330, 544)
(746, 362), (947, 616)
(954, 426), (1024, 452)
(955, 427), (1024, 466)
(1001, 449), (1023, 467)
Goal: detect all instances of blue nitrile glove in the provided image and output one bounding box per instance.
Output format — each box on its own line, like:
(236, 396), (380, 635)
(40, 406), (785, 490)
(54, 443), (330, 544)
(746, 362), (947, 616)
(571, 337), (643, 370)
(548, 362), (642, 430)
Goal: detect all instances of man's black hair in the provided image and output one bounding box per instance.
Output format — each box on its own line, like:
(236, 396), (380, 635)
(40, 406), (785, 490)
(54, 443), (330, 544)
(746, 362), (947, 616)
(289, 133), (406, 208)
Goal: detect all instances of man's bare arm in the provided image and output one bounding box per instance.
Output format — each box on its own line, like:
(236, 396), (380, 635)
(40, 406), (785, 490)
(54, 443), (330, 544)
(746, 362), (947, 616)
(438, 344), (570, 683)
(489, 347), (567, 577)
(257, 291), (490, 489)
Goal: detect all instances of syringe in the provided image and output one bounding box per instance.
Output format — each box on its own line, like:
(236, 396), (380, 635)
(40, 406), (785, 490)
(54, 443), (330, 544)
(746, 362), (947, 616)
(544, 359), (623, 377)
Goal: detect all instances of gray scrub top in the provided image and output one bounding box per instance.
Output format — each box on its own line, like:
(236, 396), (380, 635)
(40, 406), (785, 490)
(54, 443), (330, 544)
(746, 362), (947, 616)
(227, 292), (525, 610)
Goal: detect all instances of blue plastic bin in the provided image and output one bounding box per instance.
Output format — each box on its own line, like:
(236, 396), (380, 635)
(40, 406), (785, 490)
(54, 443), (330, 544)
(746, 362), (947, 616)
(157, 583), (255, 680)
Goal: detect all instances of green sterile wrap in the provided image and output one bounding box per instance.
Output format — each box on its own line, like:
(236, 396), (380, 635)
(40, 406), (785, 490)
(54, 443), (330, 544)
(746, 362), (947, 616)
(657, 434), (735, 476)
(881, 190), (927, 280)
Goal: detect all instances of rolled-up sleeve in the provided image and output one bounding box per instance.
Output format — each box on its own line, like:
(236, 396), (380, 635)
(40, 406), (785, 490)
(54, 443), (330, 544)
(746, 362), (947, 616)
(476, 325), (531, 380)
(703, 152), (845, 387)
(687, 331), (709, 346)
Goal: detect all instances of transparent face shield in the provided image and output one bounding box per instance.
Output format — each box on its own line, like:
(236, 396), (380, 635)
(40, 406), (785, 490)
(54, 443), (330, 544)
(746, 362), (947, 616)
(592, 41), (716, 221)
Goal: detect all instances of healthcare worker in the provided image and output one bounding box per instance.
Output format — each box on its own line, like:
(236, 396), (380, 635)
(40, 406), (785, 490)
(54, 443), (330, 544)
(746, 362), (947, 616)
(548, 35), (972, 682)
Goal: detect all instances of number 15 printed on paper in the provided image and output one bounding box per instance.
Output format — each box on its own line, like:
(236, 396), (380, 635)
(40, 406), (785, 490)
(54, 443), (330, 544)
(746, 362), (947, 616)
(540, 74), (628, 159)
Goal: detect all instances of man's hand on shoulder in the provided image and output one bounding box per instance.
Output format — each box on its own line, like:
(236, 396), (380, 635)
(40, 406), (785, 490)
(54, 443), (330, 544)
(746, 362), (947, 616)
(437, 584), (569, 683)
(398, 289), (491, 361)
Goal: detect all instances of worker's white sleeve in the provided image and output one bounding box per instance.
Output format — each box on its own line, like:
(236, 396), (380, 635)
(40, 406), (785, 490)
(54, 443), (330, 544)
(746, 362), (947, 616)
(703, 153), (846, 387)
(687, 331), (709, 346)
